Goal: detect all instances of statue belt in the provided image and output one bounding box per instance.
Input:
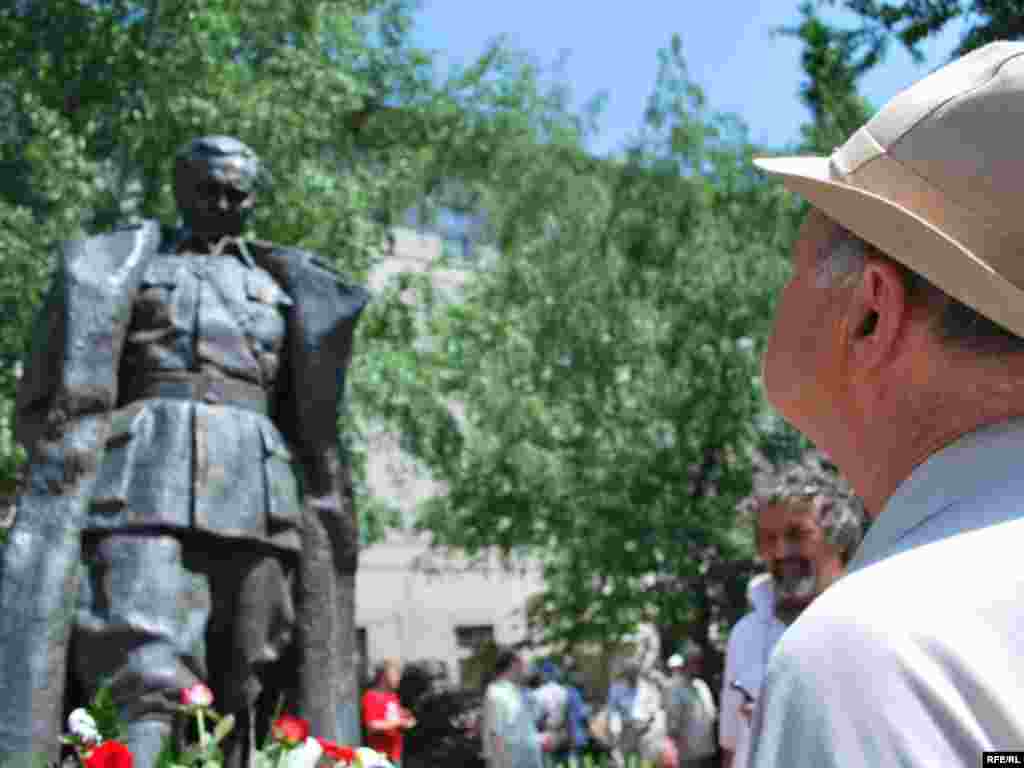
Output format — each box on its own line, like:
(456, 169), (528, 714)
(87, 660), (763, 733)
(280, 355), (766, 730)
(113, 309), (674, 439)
(124, 371), (269, 415)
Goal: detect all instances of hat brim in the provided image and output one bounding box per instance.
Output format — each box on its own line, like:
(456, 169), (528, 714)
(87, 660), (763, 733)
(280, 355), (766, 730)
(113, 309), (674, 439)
(754, 156), (1024, 340)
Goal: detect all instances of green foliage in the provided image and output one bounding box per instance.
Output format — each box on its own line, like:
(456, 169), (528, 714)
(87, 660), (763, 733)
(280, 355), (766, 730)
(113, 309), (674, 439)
(779, 3), (876, 154)
(89, 684), (127, 742)
(405, 37), (802, 651)
(830, 0), (1023, 59)
(813, 0), (1024, 73)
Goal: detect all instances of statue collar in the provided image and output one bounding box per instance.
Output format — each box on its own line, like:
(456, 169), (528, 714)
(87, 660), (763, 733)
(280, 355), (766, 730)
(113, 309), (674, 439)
(168, 228), (256, 267)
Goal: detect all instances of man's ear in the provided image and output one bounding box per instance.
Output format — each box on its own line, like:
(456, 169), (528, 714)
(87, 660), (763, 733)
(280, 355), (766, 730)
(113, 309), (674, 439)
(845, 258), (912, 373)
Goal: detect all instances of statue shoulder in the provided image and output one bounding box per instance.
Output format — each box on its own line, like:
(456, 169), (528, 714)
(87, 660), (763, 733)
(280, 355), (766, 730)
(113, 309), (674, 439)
(60, 219), (162, 265)
(246, 239), (367, 295)
(57, 220), (161, 292)
(247, 239), (335, 273)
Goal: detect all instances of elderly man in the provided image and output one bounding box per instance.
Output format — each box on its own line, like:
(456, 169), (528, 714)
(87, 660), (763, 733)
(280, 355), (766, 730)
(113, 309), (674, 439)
(719, 456), (864, 768)
(750, 42), (1024, 766)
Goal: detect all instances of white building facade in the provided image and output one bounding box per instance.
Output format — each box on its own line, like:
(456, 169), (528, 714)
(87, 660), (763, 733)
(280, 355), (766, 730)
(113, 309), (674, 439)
(355, 531), (544, 687)
(358, 224), (543, 688)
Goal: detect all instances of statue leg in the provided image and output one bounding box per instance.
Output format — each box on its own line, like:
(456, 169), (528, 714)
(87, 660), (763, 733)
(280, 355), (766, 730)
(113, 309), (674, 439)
(200, 540), (296, 765)
(74, 532), (211, 767)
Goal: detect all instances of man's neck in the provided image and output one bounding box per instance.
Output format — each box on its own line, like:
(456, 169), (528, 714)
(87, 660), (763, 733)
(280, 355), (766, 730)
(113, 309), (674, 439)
(836, 356), (1024, 518)
(848, 414), (1024, 519)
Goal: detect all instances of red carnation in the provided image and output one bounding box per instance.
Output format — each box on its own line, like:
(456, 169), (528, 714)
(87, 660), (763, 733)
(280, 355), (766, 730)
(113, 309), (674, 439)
(180, 682), (214, 708)
(84, 741), (133, 768)
(271, 714), (310, 745)
(316, 739), (355, 764)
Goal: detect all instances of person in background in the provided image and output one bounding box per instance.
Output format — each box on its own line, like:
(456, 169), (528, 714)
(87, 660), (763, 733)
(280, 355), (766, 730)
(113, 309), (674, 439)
(362, 658), (416, 768)
(719, 455), (865, 768)
(605, 660), (637, 768)
(663, 654), (691, 760)
(607, 658), (671, 768)
(671, 644), (717, 768)
(523, 661), (544, 726)
(483, 649), (545, 768)
(532, 660), (569, 766)
(718, 574), (779, 768)
(561, 665), (591, 768)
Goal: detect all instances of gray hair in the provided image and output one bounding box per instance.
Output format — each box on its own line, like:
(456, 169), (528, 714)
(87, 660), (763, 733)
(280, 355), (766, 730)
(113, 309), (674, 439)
(815, 219), (1024, 354)
(815, 226), (874, 289)
(745, 451), (867, 564)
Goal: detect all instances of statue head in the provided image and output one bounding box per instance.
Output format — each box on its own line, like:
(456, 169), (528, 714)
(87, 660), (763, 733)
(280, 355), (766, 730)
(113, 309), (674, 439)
(173, 136), (265, 239)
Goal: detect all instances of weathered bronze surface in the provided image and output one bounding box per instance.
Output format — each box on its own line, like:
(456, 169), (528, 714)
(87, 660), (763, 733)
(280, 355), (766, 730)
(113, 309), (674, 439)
(0, 136), (368, 766)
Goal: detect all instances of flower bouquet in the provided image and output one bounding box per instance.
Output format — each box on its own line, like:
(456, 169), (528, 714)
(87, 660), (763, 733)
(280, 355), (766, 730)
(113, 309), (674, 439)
(61, 684), (393, 768)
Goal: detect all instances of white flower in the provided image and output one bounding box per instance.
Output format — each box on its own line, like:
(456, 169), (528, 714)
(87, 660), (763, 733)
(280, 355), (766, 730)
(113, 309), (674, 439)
(280, 737), (323, 768)
(354, 748), (393, 768)
(67, 708), (101, 744)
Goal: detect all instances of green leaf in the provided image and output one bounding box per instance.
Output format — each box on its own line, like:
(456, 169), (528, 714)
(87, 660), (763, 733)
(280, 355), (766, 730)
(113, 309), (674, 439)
(211, 714), (236, 745)
(88, 684), (125, 741)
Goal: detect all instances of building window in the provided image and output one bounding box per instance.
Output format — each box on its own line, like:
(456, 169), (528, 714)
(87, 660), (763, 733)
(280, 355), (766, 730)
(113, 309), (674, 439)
(455, 624), (494, 651)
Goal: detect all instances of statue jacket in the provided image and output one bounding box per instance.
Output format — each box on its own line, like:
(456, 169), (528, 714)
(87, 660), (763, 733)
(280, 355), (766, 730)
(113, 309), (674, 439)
(0, 221), (369, 761)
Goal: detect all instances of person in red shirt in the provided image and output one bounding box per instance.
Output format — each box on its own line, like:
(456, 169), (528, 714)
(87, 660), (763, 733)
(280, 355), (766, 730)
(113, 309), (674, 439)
(362, 658), (416, 766)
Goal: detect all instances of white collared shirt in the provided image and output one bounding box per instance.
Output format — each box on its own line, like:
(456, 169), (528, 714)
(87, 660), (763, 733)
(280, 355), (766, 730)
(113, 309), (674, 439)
(749, 418), (1024, 767)
(719, 575), (786, 768)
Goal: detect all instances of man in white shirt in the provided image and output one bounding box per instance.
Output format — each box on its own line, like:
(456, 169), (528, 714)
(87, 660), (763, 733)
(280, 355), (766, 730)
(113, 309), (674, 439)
(719, 456), (864, 768)
(718, 575), (783, 768)
(751, 41), (1024, 767)
(483, 650), (545, 768)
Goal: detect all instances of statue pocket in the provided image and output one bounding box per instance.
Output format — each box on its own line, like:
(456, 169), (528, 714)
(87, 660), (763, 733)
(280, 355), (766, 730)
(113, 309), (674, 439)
(259, 421), (301, 527)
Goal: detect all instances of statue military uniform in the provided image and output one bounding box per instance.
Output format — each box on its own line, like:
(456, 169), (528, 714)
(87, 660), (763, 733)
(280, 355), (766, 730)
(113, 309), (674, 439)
(0, 137), (368, 766)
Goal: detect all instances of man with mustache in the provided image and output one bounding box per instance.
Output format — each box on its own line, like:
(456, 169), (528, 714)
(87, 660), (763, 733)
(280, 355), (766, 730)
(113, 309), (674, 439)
(719, 455), (864, 768)
(749, 41), (1024, 766)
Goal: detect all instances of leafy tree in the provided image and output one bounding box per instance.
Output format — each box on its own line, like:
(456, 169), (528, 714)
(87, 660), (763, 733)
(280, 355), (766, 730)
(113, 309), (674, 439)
(806, 0), (1024, 73)
(405, 37), (802, 665)
(830, 0), (1024, 59)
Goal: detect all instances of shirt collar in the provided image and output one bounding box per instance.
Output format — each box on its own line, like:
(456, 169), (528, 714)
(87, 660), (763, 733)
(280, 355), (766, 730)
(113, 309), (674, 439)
(849, 416), (1024, 572)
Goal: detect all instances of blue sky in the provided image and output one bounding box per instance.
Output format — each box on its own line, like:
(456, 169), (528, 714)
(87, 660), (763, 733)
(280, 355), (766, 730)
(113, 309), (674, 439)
(412, 0), (966, 154)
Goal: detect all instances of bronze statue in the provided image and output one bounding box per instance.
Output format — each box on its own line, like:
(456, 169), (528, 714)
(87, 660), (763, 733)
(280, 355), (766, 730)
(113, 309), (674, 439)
(0, 136), (368, 766)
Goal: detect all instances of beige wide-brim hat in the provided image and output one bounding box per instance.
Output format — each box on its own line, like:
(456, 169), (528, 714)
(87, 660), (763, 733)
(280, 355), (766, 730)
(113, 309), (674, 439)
(755, 42), (1024, 339)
